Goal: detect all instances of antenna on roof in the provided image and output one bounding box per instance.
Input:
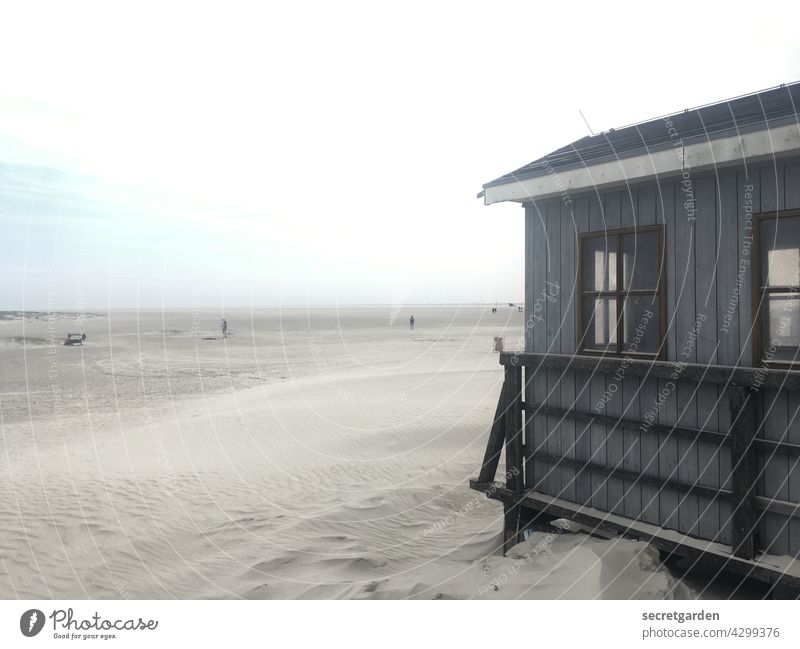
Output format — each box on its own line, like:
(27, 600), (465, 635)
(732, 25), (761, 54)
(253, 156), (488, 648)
(578, 109), (596, 136)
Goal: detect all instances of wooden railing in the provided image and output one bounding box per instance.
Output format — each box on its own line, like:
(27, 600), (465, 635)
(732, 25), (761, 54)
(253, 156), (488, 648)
(475, 352), (800, 561)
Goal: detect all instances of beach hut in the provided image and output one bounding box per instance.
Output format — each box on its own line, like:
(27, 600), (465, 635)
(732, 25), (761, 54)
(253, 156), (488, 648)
(472, 82), (800, 594)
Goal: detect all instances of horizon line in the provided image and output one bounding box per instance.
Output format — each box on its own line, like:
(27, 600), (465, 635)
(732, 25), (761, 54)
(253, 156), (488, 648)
(0, 301), (527, 312)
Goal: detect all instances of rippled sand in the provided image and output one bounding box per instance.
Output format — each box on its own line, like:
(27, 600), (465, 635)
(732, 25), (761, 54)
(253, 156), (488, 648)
(0, 306), (695, 599)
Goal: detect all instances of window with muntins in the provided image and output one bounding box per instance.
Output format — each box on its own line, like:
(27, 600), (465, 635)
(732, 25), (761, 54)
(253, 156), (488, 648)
(577, 225), (665, 357)
(756, 212), (800, 367)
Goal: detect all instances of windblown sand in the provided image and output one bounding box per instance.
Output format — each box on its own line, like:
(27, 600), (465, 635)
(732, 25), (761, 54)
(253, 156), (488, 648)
(0, 306), (699, 599)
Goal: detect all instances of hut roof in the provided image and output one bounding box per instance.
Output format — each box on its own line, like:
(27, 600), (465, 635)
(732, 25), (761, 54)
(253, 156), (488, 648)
(481, 82), (800, 202)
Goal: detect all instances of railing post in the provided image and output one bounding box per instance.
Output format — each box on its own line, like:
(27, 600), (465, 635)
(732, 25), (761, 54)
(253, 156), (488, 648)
(502, 362), (524, 554)
(729, 385), (758, 559)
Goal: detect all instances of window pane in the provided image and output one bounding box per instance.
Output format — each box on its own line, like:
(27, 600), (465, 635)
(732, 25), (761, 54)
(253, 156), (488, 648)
(761, 217), (800, 287)
(622, 231), (660, 290)
(582, 297), (617, 351)
(582, 236), (617, 292)
(622, 295), (660, 354)
(762, 292), (800, 362)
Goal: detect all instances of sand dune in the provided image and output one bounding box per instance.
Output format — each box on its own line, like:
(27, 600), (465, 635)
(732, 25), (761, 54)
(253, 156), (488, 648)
(0, 307), (699, 599)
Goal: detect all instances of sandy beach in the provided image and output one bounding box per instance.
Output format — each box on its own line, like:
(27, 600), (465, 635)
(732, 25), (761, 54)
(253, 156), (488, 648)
(0, 306), (700, 599)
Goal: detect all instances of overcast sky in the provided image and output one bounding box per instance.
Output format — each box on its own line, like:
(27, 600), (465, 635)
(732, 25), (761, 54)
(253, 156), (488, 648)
(2, 1), (800, 309)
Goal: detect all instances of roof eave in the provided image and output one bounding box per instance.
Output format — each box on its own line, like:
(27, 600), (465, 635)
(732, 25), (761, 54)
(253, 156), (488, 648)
(481, 117), (800, 206)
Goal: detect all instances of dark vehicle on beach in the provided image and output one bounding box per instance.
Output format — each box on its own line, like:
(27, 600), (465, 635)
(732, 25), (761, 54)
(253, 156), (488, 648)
(63, 333), (86, 346)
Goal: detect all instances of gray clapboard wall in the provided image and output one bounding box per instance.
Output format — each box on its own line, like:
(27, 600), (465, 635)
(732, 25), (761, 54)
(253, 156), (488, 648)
(523, 158), (800, 557)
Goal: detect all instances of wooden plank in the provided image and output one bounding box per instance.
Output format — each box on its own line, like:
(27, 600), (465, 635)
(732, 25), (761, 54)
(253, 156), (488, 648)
(498, 351), (800, 390)
(560, 199), (577, 355)
(697, 382), (721, 541)
(523, 365), (535, 490)
(659, 377), (680, 531)
(523, 203), (536, 493)
(573, 196), (592, 506)
(621, 186), (636, 228)
(532, 201), (548, 353)
(530, 199), (548, 492)
(503, 503), (521, 555)
(639, 377), (661, 524)
(574, 195), (590, 240)
(590, 370), (609, 511)
(737, 169), (758, 366)
(695, 166), (724, 540)
(524, 204), (535, 352)
(762, 388), (790, 555)
(561, 368), (577, 503)
(674, 169), (697, 365)
(694, 174), (718, 364)
(478, 380), (508, 484)
(683, 172), (711, 538)
(760, 163), (785, 214)
(717, 172), (741, 366)
(588, 192), (604, 233)
(505, 364), (524, 493)
(468, 479), (800, 591)
(525, 451), (730, 503)
(661, 180), (678, 362)
(785, 161), (800, 210)
(605, 371), (625, 516)
(603, 189), (622, 230)
(559, 199), (577, 503)
(638, 184), (657, 228)
(718, 383), (734, 544)
(754, 496), (800, 518)
(784, 163), (800, 557)
(529, 401), (800, 458)
(574, 370), (593, 505)
(546, 200), (561, 353)
(677, 381), (700, 535)
(755, 387), (767, 549)
(531, 365), (549, 492)
(788, 390), (800, 557)
(546, 367), (562, 497)
(730, 386), (758, 559)
(571, 196), (592, 506)
(622, 373), (642, 520)
(482, 464), (797, 521)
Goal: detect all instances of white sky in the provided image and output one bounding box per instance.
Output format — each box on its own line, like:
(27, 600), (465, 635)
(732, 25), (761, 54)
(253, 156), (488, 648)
(2, 1), (800, 309)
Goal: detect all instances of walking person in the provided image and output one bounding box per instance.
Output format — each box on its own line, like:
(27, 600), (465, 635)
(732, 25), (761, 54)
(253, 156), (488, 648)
(221, 318), (228, 338)
(409, 315), (415, 330)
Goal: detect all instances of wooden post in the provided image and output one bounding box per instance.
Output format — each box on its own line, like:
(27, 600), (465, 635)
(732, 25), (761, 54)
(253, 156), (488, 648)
(503, 504), (521, 555)
(503, 363), (524, 554)
(729, 386), (758, 559)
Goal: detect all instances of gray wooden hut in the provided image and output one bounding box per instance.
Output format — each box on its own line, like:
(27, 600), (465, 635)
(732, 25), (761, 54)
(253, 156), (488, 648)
(472, 82), (800, 594)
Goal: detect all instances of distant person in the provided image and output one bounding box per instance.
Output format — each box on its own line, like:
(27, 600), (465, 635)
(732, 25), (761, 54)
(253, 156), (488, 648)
(409, 315), (415, 330)
(81, 333), (86, 343)
(221, 318), (228, 338)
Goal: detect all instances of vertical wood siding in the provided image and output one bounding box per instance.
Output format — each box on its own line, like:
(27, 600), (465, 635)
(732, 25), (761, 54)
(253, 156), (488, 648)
(522, 159), (800, 557)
